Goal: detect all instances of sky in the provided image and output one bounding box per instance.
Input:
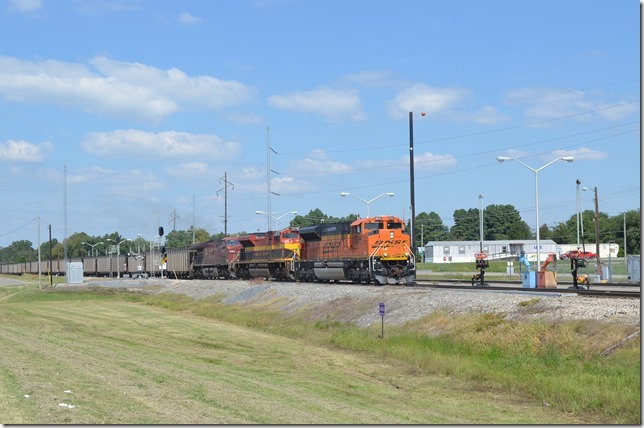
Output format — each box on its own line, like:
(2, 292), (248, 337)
(0, 0), (640, 250)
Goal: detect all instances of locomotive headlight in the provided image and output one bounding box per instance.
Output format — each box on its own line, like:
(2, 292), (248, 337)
(390, 231), (394, 239)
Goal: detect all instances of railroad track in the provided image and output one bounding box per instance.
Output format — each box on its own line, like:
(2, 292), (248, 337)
(414, 279), (641, 299)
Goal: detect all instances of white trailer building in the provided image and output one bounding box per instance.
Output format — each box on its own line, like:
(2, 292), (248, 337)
(424, 239), (559, 264)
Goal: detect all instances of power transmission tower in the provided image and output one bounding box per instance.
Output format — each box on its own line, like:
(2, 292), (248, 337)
(169, 209), (180, 231)
(217, 172), (234, 236)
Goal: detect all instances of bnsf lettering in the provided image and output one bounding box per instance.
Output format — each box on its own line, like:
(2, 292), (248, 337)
(372, 240), (405, 247)
(323, 242), (341, 248)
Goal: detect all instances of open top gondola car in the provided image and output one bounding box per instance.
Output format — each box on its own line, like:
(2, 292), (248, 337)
(298, 215), (415, 285)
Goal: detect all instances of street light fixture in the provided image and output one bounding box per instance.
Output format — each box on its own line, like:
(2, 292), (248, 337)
(496, 156), (574, 270)
(82, 241), (103, 257)
(255, 210), (297, 230)
(339, 192), (395, 218)
(106, 238), (131, 278)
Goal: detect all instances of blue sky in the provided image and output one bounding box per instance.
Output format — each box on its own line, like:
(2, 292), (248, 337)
(0, 0), (640, 249)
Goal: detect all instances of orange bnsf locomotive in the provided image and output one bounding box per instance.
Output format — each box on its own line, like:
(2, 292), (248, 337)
(296, 215), (415, 285)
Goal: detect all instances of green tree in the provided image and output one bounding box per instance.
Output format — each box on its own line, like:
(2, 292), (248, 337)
(37, 238), (60, 260)
(0, 240), (36, 263)
(415, 211), (449, 244)
(162, 228), (211, 248)
(551, 222), (574, 244)
(66, 232), (93, 257)
(449, 208), (479, 240)
(291, 209), (358, 228)
(483, 204), (531, 240)
(594, 209), (640, 256)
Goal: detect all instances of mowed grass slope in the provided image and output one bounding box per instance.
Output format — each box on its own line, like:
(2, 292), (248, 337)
(0, 281), (638, 424)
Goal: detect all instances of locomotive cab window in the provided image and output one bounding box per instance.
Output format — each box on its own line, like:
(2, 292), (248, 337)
(387, 221), (403, 229)
(352, 225), (362, 234)
(365, 222), (384, 231)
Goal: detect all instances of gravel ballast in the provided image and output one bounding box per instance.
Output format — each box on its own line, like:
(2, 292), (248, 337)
(74, 278), (641, 327)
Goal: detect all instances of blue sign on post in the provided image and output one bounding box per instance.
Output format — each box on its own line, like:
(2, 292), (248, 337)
(379, 302), (385, 338)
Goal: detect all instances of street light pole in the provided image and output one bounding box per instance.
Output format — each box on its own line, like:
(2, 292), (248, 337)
(497, 156), (574, 270)
(82, 242), (103, 257)
(339, 192), (394, 218)
(255, 210), (297, 230)
(576, 179), (581, 246)
(107, 238), (130, 278)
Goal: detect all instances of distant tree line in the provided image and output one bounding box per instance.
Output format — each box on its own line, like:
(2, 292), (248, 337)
(0, 206), (639, 263)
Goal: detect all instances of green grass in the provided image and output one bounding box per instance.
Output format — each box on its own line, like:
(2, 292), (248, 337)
(0, 280), (639, 424)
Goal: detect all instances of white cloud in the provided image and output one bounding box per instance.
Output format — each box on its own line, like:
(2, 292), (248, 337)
(468, 105), (512, 125)
(504, 87), (638, 124)
(81, 130), (241, 159)
(553, 147), (607, 161)
(7, 0), (42, 13)
(0, 56), (256, 122)
(291, 149), (352, 174)
(75, 1), (141, 14)
(388, 84), (469, 119)
(268, 87), (366, 122)
(412, 152), (458, 171)
(165, 162), (209, 177)
(595, 101), (639, 121)
(178, 11), (202, 25)
(0, 139), (52, 162)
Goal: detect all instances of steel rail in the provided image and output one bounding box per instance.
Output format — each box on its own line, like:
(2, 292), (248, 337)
(414, 279), (640, 299)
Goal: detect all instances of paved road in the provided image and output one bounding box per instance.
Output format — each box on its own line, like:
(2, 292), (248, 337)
(0, 277), (29, 287)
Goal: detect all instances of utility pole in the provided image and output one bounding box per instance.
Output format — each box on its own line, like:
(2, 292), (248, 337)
(593, 187), (602, 278)
(267, 127), (272, 231)
(266, 127), (279, 231)
(48, 224), (53, 288)
(409, 112), (416, 252)
(63, 164), (68, 261)
(623, 212), (627, 273)
(217, 172), (234, 236)
(192, 196), (195, 244)
(169, 209), (180, 231)
(38, 216), (41, 288)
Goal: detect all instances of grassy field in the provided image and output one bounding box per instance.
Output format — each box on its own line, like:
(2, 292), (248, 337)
(0, 276), (640, 424)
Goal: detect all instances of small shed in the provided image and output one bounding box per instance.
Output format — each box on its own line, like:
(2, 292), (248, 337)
(627, 255), (640, 284)
(66, 261), (84, 284)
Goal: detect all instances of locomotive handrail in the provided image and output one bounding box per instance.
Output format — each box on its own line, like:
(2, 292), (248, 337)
(405, 245), (416, 268)
(369, 241), (385, 276)
(228, 251), (240, 271)
(288, 251), (298, 274)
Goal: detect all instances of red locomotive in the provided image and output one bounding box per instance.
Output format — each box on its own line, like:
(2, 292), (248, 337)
(189, 237), (242, 279)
